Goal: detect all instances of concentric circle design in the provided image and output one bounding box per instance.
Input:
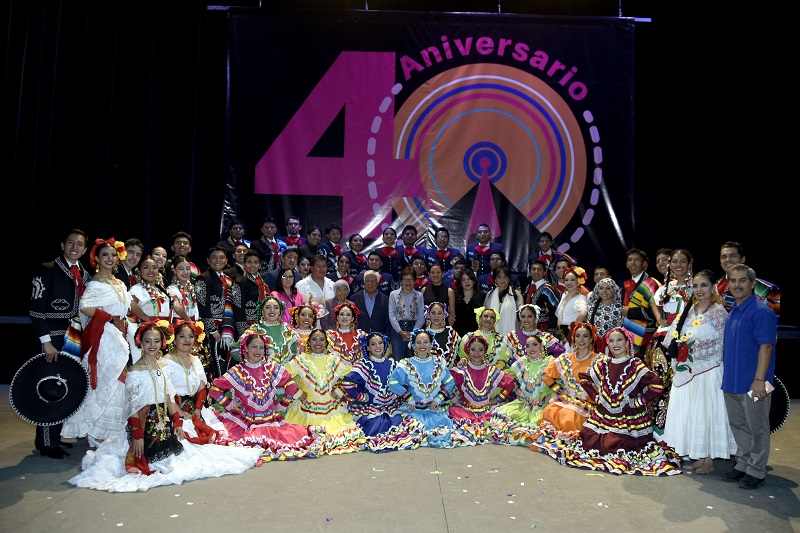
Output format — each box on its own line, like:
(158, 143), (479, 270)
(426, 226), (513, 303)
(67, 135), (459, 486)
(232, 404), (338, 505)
(392, 63), (587, 238)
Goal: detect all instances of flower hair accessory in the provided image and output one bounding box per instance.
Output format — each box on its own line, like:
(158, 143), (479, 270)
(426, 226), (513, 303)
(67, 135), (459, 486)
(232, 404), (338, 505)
(473, 306), (500, 328)
(134, 320), (175, 350)
(171, 319), (206, 346)
(517, 303), (541, 319)
(604, 327), (635, 358)
(238, 331), (275, 360)
(256, 295), (286, 319)
(290, 305), (319, 328)
(303, 328), (333, 353)
(358, 331), (390, 359)
(334, 302), (360, 326)
(462, 332), (489, 354)
(407, 327), (434, 350)
(89, 237), (124, 269)
(568, 321), (598, 347)
(564, 266), (588, 285)
(424, 302), (449, 323)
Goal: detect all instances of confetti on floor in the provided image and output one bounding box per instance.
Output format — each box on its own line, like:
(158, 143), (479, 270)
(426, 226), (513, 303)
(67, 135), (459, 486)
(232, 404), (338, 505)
(170, 514), (179, 518)
(372, 467), (383, 472)
(520, 482), (525, 486)
(508, 501), (514, 504)
(326, 517), (333, 522)
(707, 506), (713, 509)
(431, 470), (443, 474)
(117, 523), (123, 527)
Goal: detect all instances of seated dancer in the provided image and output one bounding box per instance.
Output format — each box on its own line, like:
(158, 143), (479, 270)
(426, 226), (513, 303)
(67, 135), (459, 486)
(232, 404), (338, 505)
(341, 332), (425, 452)
(207, 331), (322, 462)
(496, 303), (565, 371)
(448, 334), (515, 443)
(284, 328), (366, 455)
(536, 322), (601, 439)
(161, 320), (219, 444)
(490, 334), (555, 446)
(388, 329), (469, 448)
(68, 322), (261, 492)
(455, 307), (509, 368)
(536, 327), (681, 476)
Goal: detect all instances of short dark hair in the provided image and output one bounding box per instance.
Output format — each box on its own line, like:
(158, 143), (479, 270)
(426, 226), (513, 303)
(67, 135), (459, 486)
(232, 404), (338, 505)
(625, 247), (649, 263)
(261, 216), (277, 226)
(435, 227), (450, 238)
(172, 231), (192, 244)
(402, 225), (417, 235)
(282, 247), (300, 258)
(325, 223), (342, 235)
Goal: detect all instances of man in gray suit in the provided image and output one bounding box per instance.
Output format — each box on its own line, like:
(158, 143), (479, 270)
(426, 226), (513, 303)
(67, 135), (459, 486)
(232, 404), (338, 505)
(351, 270), (391, 336)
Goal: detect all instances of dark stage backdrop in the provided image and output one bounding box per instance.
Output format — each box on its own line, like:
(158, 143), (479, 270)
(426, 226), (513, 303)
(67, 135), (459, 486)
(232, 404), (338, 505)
(1, 1), (792, 385)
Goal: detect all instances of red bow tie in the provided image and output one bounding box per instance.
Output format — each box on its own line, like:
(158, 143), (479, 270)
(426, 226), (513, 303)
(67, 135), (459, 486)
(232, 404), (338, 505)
(475, 245), (491, 256)
(539, 253), (552, 263)
(381, 247), (398, 258)
(415, 278), (430, 290)
(354, 253), (367, 264)
(285, 236), (303, 246)
(404, 246), (418, 257)
(487, 275), (495, 286)
(436, 249), (452, 262)
(333, 245), (343, 256)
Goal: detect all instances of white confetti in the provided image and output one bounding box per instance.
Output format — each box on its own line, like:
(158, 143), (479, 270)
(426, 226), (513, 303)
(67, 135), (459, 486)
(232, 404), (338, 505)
(463, 490), (468, 493)
(706, 506), (713, 509)
(467, 465), (472, 468)
(20, 476), (25, 480)
(117, 524), (123, 527)
(769, 496), (775, 499)
(598, 502), (603, 506)
(47, 497), (52, 500)
(186, 502), (194, 505)
(475, 502), (480, 504)
(170, 514), (179, 518)
(457, 476), (461, 479)
(537, 478), (544, 482)
(174, 494), (180, 497)
(510, 517), (516, 520)
(520, 482), (525, 486)
(56, 511), (63, 514)
(508, 501), (514, 504)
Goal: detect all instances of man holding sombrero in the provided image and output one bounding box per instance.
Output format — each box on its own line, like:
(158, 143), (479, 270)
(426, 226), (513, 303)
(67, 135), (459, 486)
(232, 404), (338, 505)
(24, 229), (90, 459)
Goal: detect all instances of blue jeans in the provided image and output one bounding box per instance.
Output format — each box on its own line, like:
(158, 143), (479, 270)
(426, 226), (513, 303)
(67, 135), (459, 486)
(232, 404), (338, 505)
(391, 320), (415, 361)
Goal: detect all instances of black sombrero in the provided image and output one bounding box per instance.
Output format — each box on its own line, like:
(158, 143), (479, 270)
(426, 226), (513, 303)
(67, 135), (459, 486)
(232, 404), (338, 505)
(9, 352), (90, 426)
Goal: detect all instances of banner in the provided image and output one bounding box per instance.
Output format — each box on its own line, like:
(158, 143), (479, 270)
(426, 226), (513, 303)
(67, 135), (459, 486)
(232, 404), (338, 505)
(226, 9), (635, 272)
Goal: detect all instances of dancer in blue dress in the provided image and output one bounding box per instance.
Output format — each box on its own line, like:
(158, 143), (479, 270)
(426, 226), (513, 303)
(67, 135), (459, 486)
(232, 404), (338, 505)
(342, 332), (424, 452)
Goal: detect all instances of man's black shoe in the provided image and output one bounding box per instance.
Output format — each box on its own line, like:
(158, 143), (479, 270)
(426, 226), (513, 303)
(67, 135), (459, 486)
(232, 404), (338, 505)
(738, 474), (766, 490)
(720, 469), (745, 482)
(58, 440), (74, 449)
(39, 446), (70, 459)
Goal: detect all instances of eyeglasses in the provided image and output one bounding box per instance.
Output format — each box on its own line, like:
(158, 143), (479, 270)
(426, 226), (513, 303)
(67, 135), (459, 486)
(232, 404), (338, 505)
(281, 275), (294, 280)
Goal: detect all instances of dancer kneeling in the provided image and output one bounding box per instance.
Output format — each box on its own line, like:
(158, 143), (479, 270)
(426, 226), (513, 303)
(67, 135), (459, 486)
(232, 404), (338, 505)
(68, 322), (261, 492)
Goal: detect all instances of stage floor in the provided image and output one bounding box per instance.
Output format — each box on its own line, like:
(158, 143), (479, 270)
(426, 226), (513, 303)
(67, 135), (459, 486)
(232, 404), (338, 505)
(1, 386), (798, 533)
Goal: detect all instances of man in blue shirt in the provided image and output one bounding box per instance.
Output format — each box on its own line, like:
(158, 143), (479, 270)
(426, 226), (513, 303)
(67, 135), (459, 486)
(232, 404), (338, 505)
(720, 264), (778, 490)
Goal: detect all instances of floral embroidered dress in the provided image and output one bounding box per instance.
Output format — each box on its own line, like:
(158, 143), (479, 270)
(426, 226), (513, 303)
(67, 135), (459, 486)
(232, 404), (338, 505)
(284, 349), (365, 455)
(661, 302), (736, 461)
(490, 354), (554, 446)
(68, 365), (261, 492)
(448, 361), (515, 442)
(342, 356), (425, 452)
(207, 359), (322, 461)
(62, 280), (131, 441)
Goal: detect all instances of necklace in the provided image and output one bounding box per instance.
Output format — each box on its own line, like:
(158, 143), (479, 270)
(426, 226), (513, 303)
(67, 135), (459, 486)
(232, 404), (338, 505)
(694, 302), (712, 317)
(143, 358), (168, 422)
(574, 349), (592, 361)
(176, 352), (194, 392)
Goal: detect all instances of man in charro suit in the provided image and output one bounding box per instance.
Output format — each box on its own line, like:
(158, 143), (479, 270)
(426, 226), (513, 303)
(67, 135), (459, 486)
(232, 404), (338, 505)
(29, 228), (90, 459)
